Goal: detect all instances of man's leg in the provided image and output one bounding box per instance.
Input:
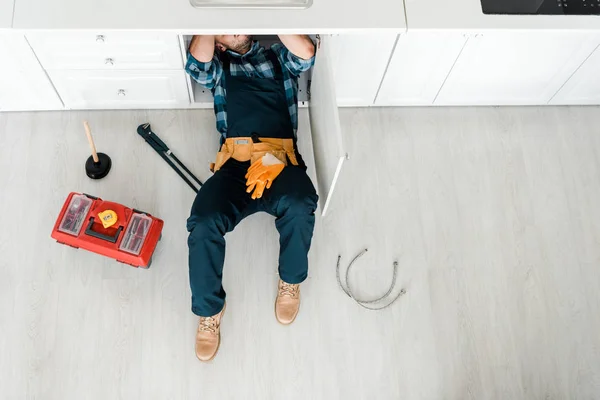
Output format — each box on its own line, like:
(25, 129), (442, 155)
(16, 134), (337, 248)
(261, 166), (319, 284)
(186, 160), (252, 317)
(260, 165), (318, 324)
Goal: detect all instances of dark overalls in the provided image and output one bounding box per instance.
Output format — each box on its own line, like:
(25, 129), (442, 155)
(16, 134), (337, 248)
(186, 50), (319, 317)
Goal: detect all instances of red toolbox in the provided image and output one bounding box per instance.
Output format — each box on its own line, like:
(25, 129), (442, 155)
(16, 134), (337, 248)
(51, 192), (164, 268)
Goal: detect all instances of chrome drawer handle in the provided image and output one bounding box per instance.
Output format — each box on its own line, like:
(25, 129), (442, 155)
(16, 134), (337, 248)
(105, 58), (114, 66)
(117, 89), (126, 97)
(96, 35), (105, 43)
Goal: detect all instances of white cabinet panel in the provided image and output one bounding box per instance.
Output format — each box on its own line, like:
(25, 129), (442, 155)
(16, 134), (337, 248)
(27, 32), (183, 70)
(330, 33), (397, 106)
(550, 44), (600, 105)
(376, 32), (467, 106)
(49, 70), (189, 109)
(309, 35), (346, 217)
(0, 33), (43, 72)
(0, 33), (63, 111)
(0, 70), (63, 111)
(436, 32), (600, 106)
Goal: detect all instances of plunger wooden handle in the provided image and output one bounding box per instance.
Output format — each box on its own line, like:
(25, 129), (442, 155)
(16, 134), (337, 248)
(83, 121), (99, 163)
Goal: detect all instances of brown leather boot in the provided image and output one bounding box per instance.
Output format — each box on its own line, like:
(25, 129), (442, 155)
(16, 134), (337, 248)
(195, 302), (226, 362)
(275, 280), (300, 325)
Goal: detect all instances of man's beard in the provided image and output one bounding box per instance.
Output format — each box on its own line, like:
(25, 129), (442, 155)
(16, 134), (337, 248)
(231, 36), (253, 54)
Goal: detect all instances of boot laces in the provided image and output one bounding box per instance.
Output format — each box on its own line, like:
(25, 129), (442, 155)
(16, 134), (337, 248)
(279, 282), (299, 298)
(198, 316), (218, 334)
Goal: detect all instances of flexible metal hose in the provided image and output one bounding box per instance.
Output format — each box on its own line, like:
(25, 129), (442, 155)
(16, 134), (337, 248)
(336, 249), (406, 310)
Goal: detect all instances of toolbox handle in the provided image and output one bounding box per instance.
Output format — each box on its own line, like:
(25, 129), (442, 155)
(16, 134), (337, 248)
(84, 217), (123, 243)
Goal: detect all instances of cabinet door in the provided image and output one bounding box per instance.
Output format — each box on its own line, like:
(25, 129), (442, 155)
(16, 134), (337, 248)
(309, 35), (346, 217)
(0, 33), (63, 111)
(48, 70), (190, 109)
(330, 33), (398, 106)
(436, 32), (600, 105)
(376, 32), (467, 106)
(0, 33), (47, 72)
(550, 43), (600, 105)
(0, 69), (63, 111)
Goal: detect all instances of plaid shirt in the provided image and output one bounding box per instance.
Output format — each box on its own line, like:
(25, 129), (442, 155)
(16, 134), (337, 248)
(185, 41), (315, 139)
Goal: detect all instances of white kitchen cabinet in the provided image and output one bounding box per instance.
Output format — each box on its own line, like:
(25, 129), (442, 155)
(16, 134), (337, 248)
(330, 33), (398, 106)
(550, 43), (600, 105)
(0, 33), (63, 111)
(26, 32), (183, 70)
(309, 35), (346, 216)
(0, 69), (64, 111)
(435, 32), (600, 106)
(48, 70), (190, 109)
(0, 33), (42, 72)
(376, 32), (467, 106)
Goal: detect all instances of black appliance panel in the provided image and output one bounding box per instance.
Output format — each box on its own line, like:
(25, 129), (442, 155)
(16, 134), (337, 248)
(481, 0), (600, 15)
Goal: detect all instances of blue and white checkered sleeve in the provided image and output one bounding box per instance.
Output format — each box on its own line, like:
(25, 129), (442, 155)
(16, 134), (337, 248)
(185, 53), (223, 90)
(272, 43), (315, 77)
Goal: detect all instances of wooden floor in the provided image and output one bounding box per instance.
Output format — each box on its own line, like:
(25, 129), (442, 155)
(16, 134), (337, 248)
(1, 106), (600, 400)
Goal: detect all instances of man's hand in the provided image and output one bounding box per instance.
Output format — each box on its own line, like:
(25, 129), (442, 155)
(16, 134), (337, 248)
(189, 35), (216, 63)
(277, 35), (316, 60)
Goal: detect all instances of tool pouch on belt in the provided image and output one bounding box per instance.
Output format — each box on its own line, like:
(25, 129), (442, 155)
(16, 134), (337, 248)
(211, 137), (299, 172)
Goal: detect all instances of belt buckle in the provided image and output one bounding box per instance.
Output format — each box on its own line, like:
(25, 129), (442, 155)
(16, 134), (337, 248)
(235, 139), (249, 145)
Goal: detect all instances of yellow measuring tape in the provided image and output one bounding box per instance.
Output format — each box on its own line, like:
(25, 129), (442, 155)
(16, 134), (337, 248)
(98, 210), (118, 228)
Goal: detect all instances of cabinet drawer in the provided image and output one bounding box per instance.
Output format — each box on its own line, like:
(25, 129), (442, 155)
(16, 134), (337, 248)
(26, 32), (183, 70)
(49, 70), (190, 109)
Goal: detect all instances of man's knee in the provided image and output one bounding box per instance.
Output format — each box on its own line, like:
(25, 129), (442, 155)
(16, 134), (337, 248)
(187, 208), (235, 237)
(279, 191), (318, 217)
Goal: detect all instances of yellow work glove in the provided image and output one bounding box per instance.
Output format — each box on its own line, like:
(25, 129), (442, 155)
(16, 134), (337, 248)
(245, 153), (285, 200)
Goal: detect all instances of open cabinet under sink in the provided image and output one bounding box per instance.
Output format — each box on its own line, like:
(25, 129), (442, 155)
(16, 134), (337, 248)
(181, 34), (345, 217)
(183, 35), (311, 107)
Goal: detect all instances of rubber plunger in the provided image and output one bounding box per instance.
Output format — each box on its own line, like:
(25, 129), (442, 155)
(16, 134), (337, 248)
(83, 121), (111, 179)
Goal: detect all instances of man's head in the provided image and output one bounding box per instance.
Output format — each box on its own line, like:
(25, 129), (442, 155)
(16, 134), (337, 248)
(215, 35), (253, 54)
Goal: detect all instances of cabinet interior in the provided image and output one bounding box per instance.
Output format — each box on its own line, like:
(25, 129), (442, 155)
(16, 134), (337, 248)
(182, 35), (312, 107)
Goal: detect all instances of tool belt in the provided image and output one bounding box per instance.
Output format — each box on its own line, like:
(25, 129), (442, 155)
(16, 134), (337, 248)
(211, 137), (299, 172)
